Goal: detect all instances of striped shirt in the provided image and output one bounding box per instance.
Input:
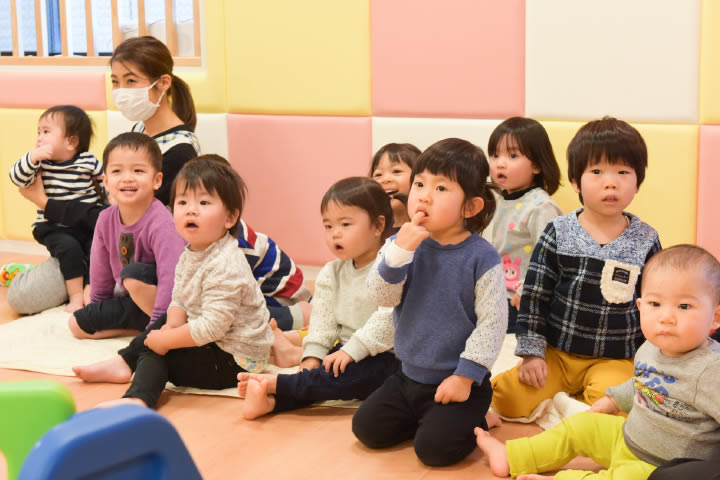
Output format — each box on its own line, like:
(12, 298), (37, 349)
(9, 151), (102, 226)
(515, 210), (661, 360)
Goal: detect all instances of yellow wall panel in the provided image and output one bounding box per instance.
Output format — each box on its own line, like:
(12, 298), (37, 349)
(1, 109), (107, 240)
(700, 0), (720, 123)
(542, 121), (697, 248)
(225, 0), (371, 115)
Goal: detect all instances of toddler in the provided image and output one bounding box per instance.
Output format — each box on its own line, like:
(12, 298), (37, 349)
(74, 156), (273, 408)
(238, 177), (398, 419)
(8, 105), (102, 312)
(352, 138), (507, 467)
(476, 244), (720, 480)
(491, 117), (661, 419)
(484, 117), (562, 332)
(370, 143), (420, 228)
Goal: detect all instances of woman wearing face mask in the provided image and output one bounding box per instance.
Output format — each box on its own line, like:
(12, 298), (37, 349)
(8, 36), (200, 314)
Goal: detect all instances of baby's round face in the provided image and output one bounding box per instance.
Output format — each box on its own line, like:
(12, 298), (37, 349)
(638, 266), (720, 357)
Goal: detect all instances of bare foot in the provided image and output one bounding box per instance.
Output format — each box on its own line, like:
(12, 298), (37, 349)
(65, 293), (85, 313)
(237, 372), (277, 397)
(486, 410), (503, 429)
(270, 325), (303, 368)
(474, 427), (510, 477)
(242, 379), (275, 420)
(517, 475), (555, 480)
(95, 397), (147, 409)
(72, 355), (132, 383)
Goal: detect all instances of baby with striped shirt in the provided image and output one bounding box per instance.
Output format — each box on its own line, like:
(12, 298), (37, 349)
(9, 105), (103, 312)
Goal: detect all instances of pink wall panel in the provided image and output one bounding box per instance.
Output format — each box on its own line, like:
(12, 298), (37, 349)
(0, 71), (106, 110)
(371, 0), (525, 118)
(698, 126), (720, 259)
(227, 114), (372, 266)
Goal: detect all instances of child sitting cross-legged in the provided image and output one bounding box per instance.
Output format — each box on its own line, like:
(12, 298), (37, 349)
(238, 177), (398, 419)
(73, 155), (273, 408)
(476, 244), (720, 480)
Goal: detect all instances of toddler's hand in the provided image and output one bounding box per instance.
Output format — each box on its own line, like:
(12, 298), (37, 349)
(395, 212), (430, 251)
(510, 293), (521, 310)
(299, 357), (321, 371)
(144, 330), (169, 355)
(434, 374), (473, 404)
(30, 144), (54, 164)
(589, 396), (620, 415)
(518, 356), (548, 389)
(322, 350), (354, 377)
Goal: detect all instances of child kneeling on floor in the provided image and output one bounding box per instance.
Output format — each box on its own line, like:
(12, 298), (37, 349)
(73, 155), (273, 408)
(238, 177), (399, 419)
(476, 244), (720, 480)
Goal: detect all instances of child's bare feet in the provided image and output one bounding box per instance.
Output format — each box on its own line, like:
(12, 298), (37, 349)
(237, 372), (277, 397)
(65, 293), (85, 313)
(95, 397), (147, 409)
(486, 410), (503, 429)
(72, 355), (132, 383)
(474, 427), (510, 477)
(242, 378), (275, 420)
(269, 325), (303, 368)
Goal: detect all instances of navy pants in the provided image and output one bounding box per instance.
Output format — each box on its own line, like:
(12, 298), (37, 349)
(273, 344), (400, 412)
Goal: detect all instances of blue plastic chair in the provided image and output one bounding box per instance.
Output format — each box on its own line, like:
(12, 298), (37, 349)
(18, 404), (202, 479)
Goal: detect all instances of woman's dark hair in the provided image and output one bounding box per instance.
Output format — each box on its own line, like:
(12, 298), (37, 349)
(111, 36), (197, 131)
(170, 154), (246, 236)
(567, 116), (647, 203)
(103, 132), (162, 172)
(41, 105), (94, 154)
(321, 177), (394, 240)
(369, 143), (422, 176)
(412, 138), (497, 233)
(488, 117), (561, 195)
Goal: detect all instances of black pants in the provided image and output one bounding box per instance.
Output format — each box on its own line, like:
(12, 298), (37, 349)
(33, 223), (92, 281)
(118, 315), (245, 408)
(507, 298), (517, 333)
(352, 371), (493, 467)
(648, 458), (720, 480)
(273, 345), (400, 413)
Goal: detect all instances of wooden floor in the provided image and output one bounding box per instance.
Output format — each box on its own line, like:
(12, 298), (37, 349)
(0, 251), (599, 480)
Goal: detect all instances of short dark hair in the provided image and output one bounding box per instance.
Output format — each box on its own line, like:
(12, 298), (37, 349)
(321, 177), (394, 241)
(568, 116), (647, 203)
(369, 143), (422, 176)
(411, 138), (497, 233)
(102, 132), (162, 172)
(488, 117), (561, 195)
(40, 105), (94, 154)
(643, 244), (720, 305)
(170, 154), (246, 236)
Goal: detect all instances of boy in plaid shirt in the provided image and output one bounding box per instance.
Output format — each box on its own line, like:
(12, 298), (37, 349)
(491, 117), (661, 418)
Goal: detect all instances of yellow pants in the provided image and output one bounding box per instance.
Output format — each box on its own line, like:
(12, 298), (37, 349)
(506, 412), (656, 479)
(491, 346), (634, 418)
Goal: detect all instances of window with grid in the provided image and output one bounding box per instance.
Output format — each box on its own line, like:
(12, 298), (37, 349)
(0, 0), (201, 66)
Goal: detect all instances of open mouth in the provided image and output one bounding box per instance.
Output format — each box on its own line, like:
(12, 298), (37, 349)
(385, 189), (398, 197)
(602, 195), (618, 203)
(185, 221), (199, 229)
(496, 173), (507, 181)
(119, 187), (137, 194)
(334, 244), (344, 252)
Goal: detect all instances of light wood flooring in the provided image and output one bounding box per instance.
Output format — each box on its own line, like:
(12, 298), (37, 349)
(0, 251), (599, 480)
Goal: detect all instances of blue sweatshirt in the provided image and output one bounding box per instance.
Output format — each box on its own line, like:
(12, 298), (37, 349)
(367, 233), (507, 385)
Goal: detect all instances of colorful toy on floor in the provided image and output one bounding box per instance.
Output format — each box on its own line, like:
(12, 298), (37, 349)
(18, 404), (202, 479)
(0, 380), (76, 480)
(0, 263), (35, 287)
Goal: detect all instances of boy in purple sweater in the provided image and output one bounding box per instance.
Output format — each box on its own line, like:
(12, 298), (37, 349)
(68, 132), (185, 339)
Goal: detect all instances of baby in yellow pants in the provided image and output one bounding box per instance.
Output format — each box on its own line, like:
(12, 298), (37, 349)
(476, 245), (720, 479)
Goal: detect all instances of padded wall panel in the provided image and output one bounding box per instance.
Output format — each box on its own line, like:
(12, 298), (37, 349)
(227, 114), (371, 266)
(526, 0), (700, 123)
(700, 0), (720, 124)
(1, 109), (107, 240)
(0, 72), (106, 111)
(372, 117), (503, 155)
(542, 121), (697, 248)
(224, 0), (370, 116)
(371, 0), (524, 118)
(698, 126), (720, 259)
(106, 111), (228, 160)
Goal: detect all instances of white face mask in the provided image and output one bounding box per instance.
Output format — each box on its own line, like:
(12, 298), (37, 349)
(112, 80), (165, 122)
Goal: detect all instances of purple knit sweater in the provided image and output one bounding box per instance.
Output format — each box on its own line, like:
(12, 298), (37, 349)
(89, 199), (185, 324)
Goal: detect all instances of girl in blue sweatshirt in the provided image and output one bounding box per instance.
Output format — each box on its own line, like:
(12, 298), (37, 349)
(352, 138), (508, 467)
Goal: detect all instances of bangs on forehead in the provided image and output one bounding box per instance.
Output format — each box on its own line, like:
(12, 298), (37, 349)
(586, 145), (634, 167)
(412, 155), (460, 183)
(175, 174), (214, 196)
